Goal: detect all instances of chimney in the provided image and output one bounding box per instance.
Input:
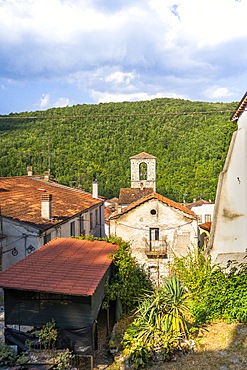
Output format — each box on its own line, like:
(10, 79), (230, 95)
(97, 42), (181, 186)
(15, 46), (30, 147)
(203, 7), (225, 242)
(44, 171), (50, 181)
(27, 166), (33, 176)
(41, 193), (52, 219)
(92, 179), (98, 199)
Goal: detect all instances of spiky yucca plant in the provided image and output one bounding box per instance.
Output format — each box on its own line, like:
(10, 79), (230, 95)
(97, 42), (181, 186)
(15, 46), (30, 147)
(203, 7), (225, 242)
(123, 275), (191, 368)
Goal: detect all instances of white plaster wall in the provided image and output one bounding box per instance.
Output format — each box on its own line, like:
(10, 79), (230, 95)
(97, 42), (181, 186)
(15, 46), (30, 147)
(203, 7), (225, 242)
(1, 204), (105, 270)
(2, 219), (42, 270)
(191, 203), (215, 223)
(110, 199), (198, 282)
(209, 113), (247, 262)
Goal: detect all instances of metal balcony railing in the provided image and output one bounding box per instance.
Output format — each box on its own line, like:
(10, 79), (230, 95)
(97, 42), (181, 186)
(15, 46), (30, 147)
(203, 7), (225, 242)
(145, 240), (168, 259)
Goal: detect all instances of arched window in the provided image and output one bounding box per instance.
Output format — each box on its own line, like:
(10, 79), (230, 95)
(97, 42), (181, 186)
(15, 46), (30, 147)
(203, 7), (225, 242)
(139, 162), (147, 180)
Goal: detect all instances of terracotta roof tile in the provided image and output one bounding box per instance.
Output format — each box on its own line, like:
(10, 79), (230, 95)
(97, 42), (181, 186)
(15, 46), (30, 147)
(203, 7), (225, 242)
(0, 176), (103, 231)
(129, 152), (156, 159)
(0, 238), (118, 296)
(110, 192), (197, 219)
(184, 199), (214, 209)
(199, 222), (212, 231)
(118, 188), (154, 205)
(230, 92), (247, 121)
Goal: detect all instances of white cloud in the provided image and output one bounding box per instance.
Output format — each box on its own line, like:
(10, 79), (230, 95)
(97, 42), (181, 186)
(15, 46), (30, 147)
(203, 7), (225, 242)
(91, 90), (185, 104)
(39, 94), (50, 109)
(1, 0), (247, 113)
(204, 87), (233, 100)
(105, 71), (137, 85)
(54, 97), (71, 108)
(37, 94), (72, 110)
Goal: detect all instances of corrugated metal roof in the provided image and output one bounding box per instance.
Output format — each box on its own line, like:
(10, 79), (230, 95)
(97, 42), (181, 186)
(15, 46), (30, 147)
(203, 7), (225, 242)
(110, 192), (197, 219)
(0, 238), (118, 296)
(0, 176), (103, 230)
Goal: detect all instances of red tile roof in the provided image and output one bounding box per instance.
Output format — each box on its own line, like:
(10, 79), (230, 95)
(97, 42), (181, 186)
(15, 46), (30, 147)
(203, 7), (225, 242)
(0, 176), (103, 231)
(118, 187), (153, 205)
(0, 238), (118, 296)
(110, 192), (197, 219)
(230, 91), (247, 121)
(130, 152), (156, 159)
(185, 199), (214, 209)
(199, 222), (212, 232)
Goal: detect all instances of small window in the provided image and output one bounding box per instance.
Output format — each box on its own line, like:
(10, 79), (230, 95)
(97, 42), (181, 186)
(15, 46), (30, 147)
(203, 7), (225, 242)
(205, 214), (211, 223)
(95, 209), (98, 225)
(44, 233), (51, 244)
(197, 215), (202, 223)
(70, 221), (75, 237)
(79, 215), (84, 235)
(150, 209), (156, 215)
(90, 212), (93, 231)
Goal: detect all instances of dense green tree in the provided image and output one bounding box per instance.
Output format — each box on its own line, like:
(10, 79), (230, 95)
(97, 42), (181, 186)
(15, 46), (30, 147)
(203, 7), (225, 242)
(0, 98), (237, 201)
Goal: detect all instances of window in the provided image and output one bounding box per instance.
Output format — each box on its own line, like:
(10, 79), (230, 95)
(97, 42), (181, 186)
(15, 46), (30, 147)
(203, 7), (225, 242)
(150, 228), (159, 241)
(197, 214), (202, 223)
(70, 221), (75, 237)
(95, 209), (98, 225)
(44, 233), (51, 244)
(79, 215), (84, 235)
(139, 162), (147, 180)
(150, 209), (156, 215)
(90, 212), (93, 231)
(149, 228), (159, 251)
(205, 214), (211, 222)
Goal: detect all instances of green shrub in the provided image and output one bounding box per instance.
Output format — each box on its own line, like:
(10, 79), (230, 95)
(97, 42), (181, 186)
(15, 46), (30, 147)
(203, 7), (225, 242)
(77, 235), (153, 313)
(54, 349), (74, 370)
(123, 275), (192, 368)
(172, 250), (247, 324)
(36, 319), (57, 350)
(0, 343), (17, 366)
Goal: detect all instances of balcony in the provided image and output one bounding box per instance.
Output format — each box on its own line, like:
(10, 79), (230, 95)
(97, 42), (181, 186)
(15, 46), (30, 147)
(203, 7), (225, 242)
(145, 240), (168, 259)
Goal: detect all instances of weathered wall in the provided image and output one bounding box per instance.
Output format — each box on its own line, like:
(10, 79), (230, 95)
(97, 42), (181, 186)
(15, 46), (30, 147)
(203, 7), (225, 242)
(208, 113), (247, 262)
(110, 199), (198, 283)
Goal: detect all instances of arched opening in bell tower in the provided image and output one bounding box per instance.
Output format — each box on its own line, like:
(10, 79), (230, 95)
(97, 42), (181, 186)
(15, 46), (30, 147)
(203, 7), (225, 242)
(139, 162), (147, 181)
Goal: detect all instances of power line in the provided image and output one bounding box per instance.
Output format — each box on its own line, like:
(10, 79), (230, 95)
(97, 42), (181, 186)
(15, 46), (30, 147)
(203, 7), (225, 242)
(0, 109), (235, 120)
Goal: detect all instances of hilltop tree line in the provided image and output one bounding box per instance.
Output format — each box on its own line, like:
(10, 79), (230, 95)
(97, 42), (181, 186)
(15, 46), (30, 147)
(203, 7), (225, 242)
(0, 98), (237, 201)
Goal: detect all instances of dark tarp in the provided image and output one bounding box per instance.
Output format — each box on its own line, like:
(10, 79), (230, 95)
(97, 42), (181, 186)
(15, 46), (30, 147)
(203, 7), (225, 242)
(4, 325), (96, 355)
(5, 327), (39, 351)
(57, 326), (95, 355)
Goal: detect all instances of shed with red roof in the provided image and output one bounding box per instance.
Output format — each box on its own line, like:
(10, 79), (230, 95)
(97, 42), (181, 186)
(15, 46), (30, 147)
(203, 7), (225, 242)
(0, 237), (118, 355)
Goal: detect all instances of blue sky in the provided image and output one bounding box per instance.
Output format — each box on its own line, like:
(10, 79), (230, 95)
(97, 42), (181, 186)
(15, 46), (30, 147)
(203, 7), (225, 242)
(0, 0), (246, 114)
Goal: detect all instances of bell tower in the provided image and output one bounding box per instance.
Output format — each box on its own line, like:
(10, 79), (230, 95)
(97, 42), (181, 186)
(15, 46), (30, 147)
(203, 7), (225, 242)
(130, 152), (156, 191)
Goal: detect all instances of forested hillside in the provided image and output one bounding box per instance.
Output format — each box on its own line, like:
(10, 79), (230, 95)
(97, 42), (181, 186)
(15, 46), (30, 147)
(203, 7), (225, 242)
(0, 98), (237, 201)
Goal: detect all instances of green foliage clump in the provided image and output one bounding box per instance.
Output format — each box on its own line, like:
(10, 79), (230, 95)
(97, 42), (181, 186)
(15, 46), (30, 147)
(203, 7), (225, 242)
(172, 250), (247, 324)
(76, 235), (152, 312)
(0, 98), (237, 201)
(104, 236), (153, 313)
(54, 348), (74, 370)
(36, 319), (57, 350)
(0, 343), (17, 366)
(123, 276), (192, 368)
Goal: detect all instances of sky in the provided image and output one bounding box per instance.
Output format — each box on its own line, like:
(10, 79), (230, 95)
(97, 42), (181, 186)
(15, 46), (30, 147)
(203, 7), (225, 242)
(0, 0), (246, 115)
